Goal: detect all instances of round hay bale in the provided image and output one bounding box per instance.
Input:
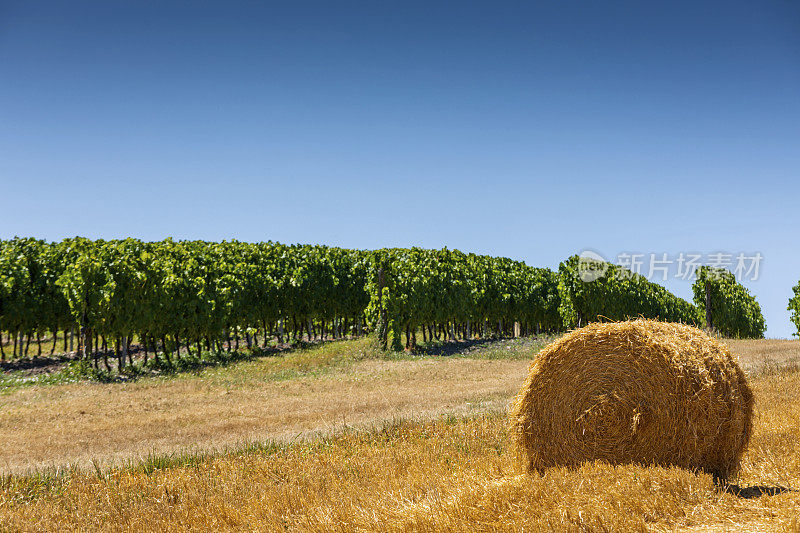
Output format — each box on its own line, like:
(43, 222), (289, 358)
(509, 319), (753, 480)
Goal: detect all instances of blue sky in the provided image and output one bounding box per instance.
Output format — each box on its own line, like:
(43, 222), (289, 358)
(1, 1), (798, 337)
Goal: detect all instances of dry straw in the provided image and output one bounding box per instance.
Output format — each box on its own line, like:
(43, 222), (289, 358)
(509, 319), (753, 481)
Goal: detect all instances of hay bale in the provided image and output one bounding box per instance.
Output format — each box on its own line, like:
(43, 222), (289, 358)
(509, 319), (753, 480)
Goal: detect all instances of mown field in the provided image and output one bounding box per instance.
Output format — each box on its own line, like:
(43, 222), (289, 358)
(0, 337), (798, 531)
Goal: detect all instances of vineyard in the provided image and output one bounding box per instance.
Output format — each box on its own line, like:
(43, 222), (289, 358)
(557, 254), (702, 327)
(0, 239), (770, 373)
(558, 255), (767, 338)
(0, 238), (565, 369)
(693, 266), (767, 339)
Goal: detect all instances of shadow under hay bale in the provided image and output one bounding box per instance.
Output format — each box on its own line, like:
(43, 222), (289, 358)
(721, 484), (795, 499)
(509, 319), (754, 481)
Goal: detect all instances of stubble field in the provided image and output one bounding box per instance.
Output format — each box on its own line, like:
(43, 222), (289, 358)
(0, 336), (798, 531)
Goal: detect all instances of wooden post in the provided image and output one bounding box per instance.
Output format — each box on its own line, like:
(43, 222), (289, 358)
(78, 325), (85, 358)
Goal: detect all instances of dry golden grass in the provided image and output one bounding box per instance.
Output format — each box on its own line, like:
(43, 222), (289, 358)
(0, 336), (797, 531)
(0, 369), (798, 532)
(2, 336), (793, 474)
(725, 338), (800, 375)
(0, 338), (530, 473)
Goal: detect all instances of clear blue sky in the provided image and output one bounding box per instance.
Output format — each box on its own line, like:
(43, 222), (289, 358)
(1, 1), (798, 337)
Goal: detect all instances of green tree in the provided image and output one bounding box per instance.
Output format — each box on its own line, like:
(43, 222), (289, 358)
(789, 282), (800, 338)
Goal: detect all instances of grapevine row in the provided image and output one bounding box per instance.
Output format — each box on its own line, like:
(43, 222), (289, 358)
(0, 239), (768, 370)
(557, 255), (702, 327)
(0, 239), (563, 366)
(693, 266), (766, 339)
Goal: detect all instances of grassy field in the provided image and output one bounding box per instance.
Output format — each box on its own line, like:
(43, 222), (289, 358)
(0, 336), (798, 531)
